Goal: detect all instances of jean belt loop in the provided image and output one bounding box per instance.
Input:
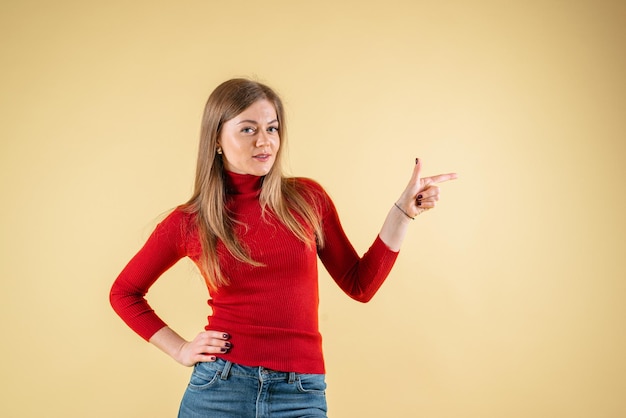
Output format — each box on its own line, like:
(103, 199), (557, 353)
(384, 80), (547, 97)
(220, 360), (233, 380)
(288, 371), (296, 384)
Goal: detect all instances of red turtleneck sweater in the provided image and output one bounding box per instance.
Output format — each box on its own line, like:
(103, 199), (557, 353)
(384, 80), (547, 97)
(110, 172), (398, 374)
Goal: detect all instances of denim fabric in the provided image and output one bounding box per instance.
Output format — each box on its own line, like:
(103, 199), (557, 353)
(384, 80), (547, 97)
(178, 358), (328, 418)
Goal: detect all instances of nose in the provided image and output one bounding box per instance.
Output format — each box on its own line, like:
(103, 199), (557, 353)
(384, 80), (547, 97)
(255, 130), (271, 147)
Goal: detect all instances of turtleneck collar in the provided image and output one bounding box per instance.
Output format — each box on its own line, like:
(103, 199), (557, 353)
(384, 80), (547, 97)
(224, 170), (263, 195)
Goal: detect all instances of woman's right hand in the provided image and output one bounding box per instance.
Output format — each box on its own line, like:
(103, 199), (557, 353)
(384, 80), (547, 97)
(176, 330), (232, 367)
(149, 326), (232, 367)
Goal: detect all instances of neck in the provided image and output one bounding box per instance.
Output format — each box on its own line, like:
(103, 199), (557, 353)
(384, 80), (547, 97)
(224, 171), (263, 195)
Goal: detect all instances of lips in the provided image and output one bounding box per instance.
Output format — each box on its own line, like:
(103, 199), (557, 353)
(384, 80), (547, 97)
(253, 153), (271, 161)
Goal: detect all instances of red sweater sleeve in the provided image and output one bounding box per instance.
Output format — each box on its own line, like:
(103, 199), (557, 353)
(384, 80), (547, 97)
(305, 180), (399, 302)
(109, 209), (189, 341)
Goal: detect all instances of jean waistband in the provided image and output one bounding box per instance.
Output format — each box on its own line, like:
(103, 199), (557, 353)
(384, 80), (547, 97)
(218, 359), (297, 384)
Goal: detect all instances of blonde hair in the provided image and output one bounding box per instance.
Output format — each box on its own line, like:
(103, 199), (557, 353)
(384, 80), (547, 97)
(183, 79), (324, 290)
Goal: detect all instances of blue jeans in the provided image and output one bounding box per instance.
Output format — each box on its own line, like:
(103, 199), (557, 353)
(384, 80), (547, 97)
(178, 358), (328, 417)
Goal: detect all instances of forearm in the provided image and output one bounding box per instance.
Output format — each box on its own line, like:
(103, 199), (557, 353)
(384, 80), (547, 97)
(149, 326), (188, 363)
(378, 204), (412, 252)
(319, 207), (400, 302)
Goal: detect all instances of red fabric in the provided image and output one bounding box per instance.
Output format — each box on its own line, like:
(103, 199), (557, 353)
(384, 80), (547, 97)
(110, 172), (399, 374)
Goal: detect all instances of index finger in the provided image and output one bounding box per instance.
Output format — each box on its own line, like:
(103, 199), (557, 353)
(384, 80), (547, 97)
(425, 173), (458, 184)
(203, 330), (231, 340)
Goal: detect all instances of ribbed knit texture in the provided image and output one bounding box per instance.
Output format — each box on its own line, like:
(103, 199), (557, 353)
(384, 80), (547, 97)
(110, 172), (399, 374)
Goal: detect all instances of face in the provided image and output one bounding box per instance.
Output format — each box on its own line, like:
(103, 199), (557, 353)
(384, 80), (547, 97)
(218, 99), (280, 176)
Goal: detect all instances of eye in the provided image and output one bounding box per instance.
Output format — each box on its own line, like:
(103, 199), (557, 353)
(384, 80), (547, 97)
(267, 126), (279, 134)
(241, 126), (256, 134)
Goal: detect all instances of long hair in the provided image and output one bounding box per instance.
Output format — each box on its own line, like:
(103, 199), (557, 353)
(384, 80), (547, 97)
(183, 78), (324, 290)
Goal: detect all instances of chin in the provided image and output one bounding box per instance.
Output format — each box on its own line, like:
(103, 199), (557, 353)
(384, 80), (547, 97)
(255, 167), (273, 176)
(252, 163), (275, 176)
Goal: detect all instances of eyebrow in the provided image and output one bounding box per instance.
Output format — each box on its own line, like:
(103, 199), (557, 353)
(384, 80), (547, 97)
(236, 119), (279, 125)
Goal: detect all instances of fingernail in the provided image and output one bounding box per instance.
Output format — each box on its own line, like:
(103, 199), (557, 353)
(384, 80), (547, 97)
(415, 158), (419, 164)
(417, 194), (423, 199)
(210, 356), (216, 361)
(220, 347), (228, 353)
(224, 342), (232, 348)
(223, 333), (230, 339)
(417, 201), (422, 206)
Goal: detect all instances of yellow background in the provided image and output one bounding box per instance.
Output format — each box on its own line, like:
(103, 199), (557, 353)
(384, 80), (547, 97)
(1, 1), (625, 417)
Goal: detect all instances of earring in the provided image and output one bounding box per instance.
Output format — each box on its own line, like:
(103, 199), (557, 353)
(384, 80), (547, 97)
(216, 147), (223, 155)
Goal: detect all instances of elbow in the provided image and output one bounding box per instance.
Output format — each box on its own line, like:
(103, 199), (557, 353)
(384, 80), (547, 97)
(344, 280), (381, 303)
(349, 291), (375, 304)
(109, 284), (120, 312)
(341, 280), (379, 303)
(109, 281), (129, 314)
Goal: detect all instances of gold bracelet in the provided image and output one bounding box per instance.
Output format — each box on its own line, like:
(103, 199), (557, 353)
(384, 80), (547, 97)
(394, 203), (415, 220)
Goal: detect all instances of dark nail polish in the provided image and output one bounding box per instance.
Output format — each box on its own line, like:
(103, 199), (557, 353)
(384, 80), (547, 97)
(417, 201), (422, 206)
(220, 347), (228, 353)
(415, 158), (419, 164)
(224, 342), (232, 348)
(223, 333), (230, 339)
(210, 356), (216, 361)
(417, 194), (423, 199)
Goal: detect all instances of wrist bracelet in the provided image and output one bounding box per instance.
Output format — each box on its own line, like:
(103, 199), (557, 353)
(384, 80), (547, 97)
(394, 202), (415, 220)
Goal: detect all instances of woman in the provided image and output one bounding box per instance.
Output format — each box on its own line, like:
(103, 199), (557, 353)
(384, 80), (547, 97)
(110, 78), (457, 417)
